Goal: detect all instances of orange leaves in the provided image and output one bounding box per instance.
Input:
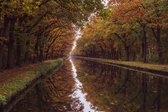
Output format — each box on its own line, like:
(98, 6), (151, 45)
(112, 0), (148, 23)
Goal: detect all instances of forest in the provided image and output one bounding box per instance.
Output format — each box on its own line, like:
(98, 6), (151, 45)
(0, 0), (168, 112)
(75, 0), (168, 64)
(0, 0), (103, 69)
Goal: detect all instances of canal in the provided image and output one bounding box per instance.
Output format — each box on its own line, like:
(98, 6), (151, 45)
(11, 58), (168, 112)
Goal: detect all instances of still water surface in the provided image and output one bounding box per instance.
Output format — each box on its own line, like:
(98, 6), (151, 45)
(11, 58), (168, 112)
(69, 58), (97, 112)
(70, 58), (168, 112)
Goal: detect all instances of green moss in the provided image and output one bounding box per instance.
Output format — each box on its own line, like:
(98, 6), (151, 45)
(0, 58), (63, 104)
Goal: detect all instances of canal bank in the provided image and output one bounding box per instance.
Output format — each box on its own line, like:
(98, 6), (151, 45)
(75, 56), (168, 77)
(0, 58), (63, 112)
(11, 60), (75, 112)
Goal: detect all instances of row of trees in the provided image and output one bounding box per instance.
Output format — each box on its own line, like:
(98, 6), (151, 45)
(0, 0), (103, 69)
(75, 0), (168, 64)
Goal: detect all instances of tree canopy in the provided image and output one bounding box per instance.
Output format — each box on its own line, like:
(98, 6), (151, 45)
(0, 0), (103, 69)
(75, 0), (168, 64)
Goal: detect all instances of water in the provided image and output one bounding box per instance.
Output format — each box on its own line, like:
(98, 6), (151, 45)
(69, 58), (97, 112)
(11, 58), (168, 112)
(69, 58), (168, 112)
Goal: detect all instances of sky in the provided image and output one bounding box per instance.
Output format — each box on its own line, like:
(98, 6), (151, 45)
(103, 0), (109, 7)
(70, 0), (110, 55)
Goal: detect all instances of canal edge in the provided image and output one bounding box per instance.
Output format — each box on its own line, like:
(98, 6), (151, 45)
(0, 61), (64, 112)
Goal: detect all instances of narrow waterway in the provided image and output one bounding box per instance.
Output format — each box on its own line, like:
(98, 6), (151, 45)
(11, 58), (168, 112)
(69, 58), (168, 112)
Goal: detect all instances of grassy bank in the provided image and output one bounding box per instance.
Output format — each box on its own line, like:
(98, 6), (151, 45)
(0, 58), (63, 105)
(75, 56), (168, 76)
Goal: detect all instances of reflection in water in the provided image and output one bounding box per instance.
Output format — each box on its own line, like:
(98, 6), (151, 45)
(10, 58), (168, 112)
(70, 58), (97, 112)
(69, 27), (98, 111)
(11, 63), (75, 112)
(74, 59), (168, 112)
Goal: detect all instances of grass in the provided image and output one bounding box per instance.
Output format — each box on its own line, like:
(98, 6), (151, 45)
(77, 57), (168, 72)
(96, 58), (168, 72)
(0, 58), (63, 104)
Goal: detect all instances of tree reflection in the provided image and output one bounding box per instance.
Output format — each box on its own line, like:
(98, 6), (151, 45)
(76, 59), (168, 112)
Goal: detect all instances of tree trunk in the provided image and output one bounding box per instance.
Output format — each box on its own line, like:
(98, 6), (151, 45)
(16, 39), (22, 66)
(39, 48), (43, 62)
(0, 44), (3, 70)
(0, 16), (10, 69)
(7, 17), (16, 68)
(142, 25), (147, 63)
(34, 36), (40, 63)
(125, 46), (130, 61)
(156, 31), (163, 64)
(24, 40), (30, 63)
(16, 16), (25, 66)
(152, 27), (163, 64)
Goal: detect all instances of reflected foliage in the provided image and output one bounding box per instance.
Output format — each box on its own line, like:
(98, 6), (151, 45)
(74, 59), (168, 112)
(11, 61), (75, 112)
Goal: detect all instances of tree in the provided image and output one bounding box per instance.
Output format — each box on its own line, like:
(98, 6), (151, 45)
(75, 0), (168, 64)
(0, 0), (103, 69)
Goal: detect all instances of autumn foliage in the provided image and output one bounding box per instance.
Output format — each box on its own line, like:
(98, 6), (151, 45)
(75, 0), (168, 64)
(0, 0), (103, 69)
